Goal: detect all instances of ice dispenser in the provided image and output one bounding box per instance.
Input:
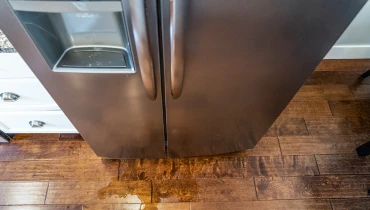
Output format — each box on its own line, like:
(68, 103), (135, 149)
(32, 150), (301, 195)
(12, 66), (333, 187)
(9, 0), (134, 73)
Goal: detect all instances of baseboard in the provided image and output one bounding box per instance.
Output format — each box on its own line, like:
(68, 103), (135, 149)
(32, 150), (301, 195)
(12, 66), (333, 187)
(325, 45), (370, 59)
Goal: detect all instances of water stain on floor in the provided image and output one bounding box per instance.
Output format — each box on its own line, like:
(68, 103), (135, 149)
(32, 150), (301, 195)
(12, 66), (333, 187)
(97, 158), (203, 210)
(97, 179), (198, 210)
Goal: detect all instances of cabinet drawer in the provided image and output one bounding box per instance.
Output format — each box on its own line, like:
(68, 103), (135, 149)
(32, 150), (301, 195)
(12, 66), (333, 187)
(0, 111), (77, 133)
(0, 53), (35, 79)
(0, 78), (59, 111)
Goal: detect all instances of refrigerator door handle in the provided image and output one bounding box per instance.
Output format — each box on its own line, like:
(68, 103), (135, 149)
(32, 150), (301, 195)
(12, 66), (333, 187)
(170, 0), (185, 99)
(129, 0), (156, 100)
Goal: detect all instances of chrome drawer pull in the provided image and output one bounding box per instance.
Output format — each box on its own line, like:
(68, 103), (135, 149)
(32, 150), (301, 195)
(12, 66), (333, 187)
(0, 92), (20, 102)
(29, 120), (45, 128)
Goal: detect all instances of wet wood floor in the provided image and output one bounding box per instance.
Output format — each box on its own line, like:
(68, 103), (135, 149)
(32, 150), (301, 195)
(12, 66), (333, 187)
(1, 59), (370, 210)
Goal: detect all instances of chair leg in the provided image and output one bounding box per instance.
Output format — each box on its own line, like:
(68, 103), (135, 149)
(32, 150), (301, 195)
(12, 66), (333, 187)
(0, 130), (13, 143)
(356, 141), (370, 157)
(360, 69), (370, 79)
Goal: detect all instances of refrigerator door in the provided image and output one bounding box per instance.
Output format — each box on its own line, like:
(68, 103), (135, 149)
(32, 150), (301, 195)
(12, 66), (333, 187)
(0, 0), (166, 158)
(161, 0), (367, 157)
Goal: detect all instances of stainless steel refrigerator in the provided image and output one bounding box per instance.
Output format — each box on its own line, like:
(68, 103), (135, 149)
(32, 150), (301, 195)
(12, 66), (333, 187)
(0, 0), (366, 158)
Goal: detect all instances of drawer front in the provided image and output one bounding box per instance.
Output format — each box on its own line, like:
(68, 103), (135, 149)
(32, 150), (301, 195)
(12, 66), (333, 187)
(0, 78), (59, 111)
(0, 53), (36, 79)
(0, 111), (77, 133)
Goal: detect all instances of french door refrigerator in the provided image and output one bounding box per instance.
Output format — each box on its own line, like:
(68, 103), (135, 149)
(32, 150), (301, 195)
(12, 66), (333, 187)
(0, 0), (366, 158)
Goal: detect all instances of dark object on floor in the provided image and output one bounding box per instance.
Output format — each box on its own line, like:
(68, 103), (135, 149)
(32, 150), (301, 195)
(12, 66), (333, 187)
(361, 70), (370, 79)
(356, 141), (370, 157)
(357, 69), (370, 157)
(0, 130), (13, 142)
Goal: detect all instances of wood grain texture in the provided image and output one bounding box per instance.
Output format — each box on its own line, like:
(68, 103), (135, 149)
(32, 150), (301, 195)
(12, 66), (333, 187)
(0, 141), (80, 161)
(12, 134), (60, 141)
(351, 85), (370, 100)
(46, 181), (151, 204)
(279, 135), (370, 155)
(315, 59), (370, 71)
(59, 134), (84, 141)
(255, 176), (370, 200)
(316, 154), (370, 175)
(0, 205), (82, 210)
(231, 137), (281, 156)
(330, 198), (370, 210)
(292, 85), (354, 101)
(0, 182), (48, 205)
(0, 159), (118, 181)
(305, 71), (370, 85)
(329, 100), (370, 117)
(152, 178), (256, 203)
(264, 118), (308, 137)
(78, 141), (102, 159)
(305, 117), (370, 135)
(120, 157), (247, 180)
(246, 156), (319, 176)
(83, 203), (190, 210)
(191, 200), (331, 210)
(279, 101), (332, 118)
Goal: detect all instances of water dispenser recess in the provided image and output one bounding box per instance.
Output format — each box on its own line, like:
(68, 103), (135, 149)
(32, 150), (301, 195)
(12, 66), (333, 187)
(8, 0), (134, 73)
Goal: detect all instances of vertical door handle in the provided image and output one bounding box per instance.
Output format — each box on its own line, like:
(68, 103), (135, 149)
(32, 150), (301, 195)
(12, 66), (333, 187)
(128, 0), (156, 100)
(170, 0), (185, 99)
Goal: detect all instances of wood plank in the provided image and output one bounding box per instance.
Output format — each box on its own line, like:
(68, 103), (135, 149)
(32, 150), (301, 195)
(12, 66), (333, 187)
(231, 137), (281, 156)
(78, 141), (102, 160)
(255, 175), (370, 200)
(0, 205), (82, 210)
(0, 141), (80, 161)
(329, 100), (370, 117)
(351, 85), (370, 100)
(264, 118), (308, 137)
(305, 117), (370, 135)
(46, 181), (151, 204)
(59, 134), (83, 141)
(305, 71), (370, 85)
(0, 159), (118, 181)
(315, 59), (370, 71)
(0, 182), (48, 205)
(279, 135), (370, 155)
(83, 203), (190, 210)
(292, 85), (354, 101)
(316, 154), (370, 175)
(246, 156), (319, 176)
(191, 200), (331, 210)
(12, 134), (60, 141)
(120, 157), (247, 180)
(279, 101), (332, 118)
(330, 198), (370, 210)
(152, 178), (256, 203)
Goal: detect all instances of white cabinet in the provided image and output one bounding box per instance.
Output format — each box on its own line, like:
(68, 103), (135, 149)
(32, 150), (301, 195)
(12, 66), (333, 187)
(0, 111), (77, 133)
(0, 78), (60, 111)
(0, 53), (35, 78)
(0, 53), (78, 133)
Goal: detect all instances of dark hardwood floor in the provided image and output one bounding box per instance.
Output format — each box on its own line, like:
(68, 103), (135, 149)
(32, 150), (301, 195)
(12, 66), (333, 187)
(1, 60), (370, 210)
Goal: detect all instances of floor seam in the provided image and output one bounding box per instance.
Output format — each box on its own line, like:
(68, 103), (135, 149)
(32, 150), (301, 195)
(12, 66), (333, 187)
(253, 177), (259, 200)
(303, 118), (310, 136)
(277, 136), (283, 156)
(329, 199), (335, 210)
(313, 155), (321, 175)
(44, 181), (50, 204)
(117, 159), (121, 181)
(327, 100), (335, 117)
